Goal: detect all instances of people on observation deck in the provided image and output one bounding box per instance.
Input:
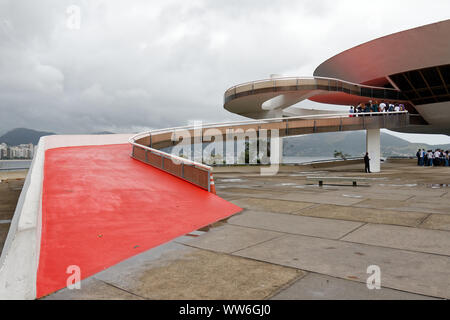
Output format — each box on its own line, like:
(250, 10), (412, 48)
(350, 101), (408, 115)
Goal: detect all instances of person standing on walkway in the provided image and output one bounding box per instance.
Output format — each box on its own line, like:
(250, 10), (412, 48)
(416, 149), (421, 166)
(420, 149), (426, 166)
(428, 150), (434, 166)
(364, 152), (371, 173)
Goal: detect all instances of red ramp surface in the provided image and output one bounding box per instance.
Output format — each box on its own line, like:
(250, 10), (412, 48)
(37, 144), (241, 298)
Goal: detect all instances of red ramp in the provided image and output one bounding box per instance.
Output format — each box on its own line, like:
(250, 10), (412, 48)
(37, 144), (241, 298)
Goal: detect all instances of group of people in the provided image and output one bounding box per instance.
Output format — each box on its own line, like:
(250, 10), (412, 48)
(416, 149), (450, 167)
(349, 100), (406, 116)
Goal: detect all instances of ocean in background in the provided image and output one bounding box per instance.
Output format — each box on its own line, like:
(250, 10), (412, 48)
(0, 160), (32, 171)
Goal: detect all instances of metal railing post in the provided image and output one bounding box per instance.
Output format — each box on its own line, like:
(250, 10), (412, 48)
(181, 162), (184, 178)
(207, 171), (211, 192)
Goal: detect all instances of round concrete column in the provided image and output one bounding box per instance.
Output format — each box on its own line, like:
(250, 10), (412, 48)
(274, 136), (283, 165)
(366, 128), (381, 173)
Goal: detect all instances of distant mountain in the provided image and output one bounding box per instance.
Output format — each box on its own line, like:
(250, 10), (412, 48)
(284, 131), (450, 158)
(91, 131), (115, 135)
(0, 128), (55, 145)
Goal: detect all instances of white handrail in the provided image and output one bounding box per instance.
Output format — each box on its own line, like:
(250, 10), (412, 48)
(224, 76), (402, 94)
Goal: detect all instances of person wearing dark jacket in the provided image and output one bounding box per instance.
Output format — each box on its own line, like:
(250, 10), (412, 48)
(364, 152), (371, 173)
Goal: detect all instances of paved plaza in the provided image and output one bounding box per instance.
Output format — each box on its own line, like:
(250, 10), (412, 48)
(3, 160), (449, 300)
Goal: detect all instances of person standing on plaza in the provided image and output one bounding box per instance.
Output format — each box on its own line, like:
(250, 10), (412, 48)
(428, 150), (434, 166)
(420, 149), (426, 166)
(364, 152), (371, 173)
(416, 149), (421, 166)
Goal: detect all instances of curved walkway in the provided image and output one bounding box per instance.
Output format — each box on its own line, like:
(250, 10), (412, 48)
(223, 77), (408, 118)
(130, 112), (409, 190)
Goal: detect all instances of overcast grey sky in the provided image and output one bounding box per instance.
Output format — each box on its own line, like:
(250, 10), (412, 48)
(0, 0), (449, 142)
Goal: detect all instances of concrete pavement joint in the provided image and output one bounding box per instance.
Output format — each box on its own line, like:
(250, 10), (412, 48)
(229, 233), (291, 255)
(416, 213), (434, 227)
(264, 271), (309, 300)
(337, 222), (368, 241)
(339, 236), (450, 258)
(94, 277), (148, 300)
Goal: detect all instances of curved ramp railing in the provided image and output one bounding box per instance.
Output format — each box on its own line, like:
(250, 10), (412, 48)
(129, 111), (409, 192)
(224, 76), (407, 103)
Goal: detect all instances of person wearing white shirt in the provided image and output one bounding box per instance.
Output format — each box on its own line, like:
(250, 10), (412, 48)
(435, 150), (441, 166)
(420, 149), (426, 166)
(427, 151), (434, 166)
(379, 102), (386, 112)
(394, 104), (400, 112)
(349, 106), (354, 117)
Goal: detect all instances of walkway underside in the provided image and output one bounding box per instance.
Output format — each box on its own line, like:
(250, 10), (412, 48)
(37, 144), (241, 298)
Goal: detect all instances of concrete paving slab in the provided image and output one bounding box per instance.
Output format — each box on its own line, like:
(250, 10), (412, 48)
(0, 171), (27, 180)
(342, 223), (450, 256)
(0, 212), (14, 221)
(440, 191), (450, 199)
(295, 204), (428, 227)
(369, 187), (447, 198)
(231, 198), (315, 214)
(217, 187), (285, 195)
(326, 190), (413, 201)
(228, 210), (363, 239)
(234, 234), (450, 299)
(406, 198), (450, 213)
(41, 277), (143, 300)
(271, 273), (437, 300)
(180, 224), (284, 253)
(274, 192), (365, 206)
(420, 214), (450, 231)
(217, 189), (286, 200)
(94, 241), (304, 300)
(0, 223), (10, 255)
(354, 199), (445, 214)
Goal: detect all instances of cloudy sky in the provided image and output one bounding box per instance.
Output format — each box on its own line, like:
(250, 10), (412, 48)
(1, 0), (449, 143)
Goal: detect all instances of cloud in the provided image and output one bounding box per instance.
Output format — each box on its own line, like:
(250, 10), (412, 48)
(0, 0), (449, 134)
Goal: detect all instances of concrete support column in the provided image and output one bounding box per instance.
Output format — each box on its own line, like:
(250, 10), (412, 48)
(366, 128), (381, 173)
(273, 136), (283, 164)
